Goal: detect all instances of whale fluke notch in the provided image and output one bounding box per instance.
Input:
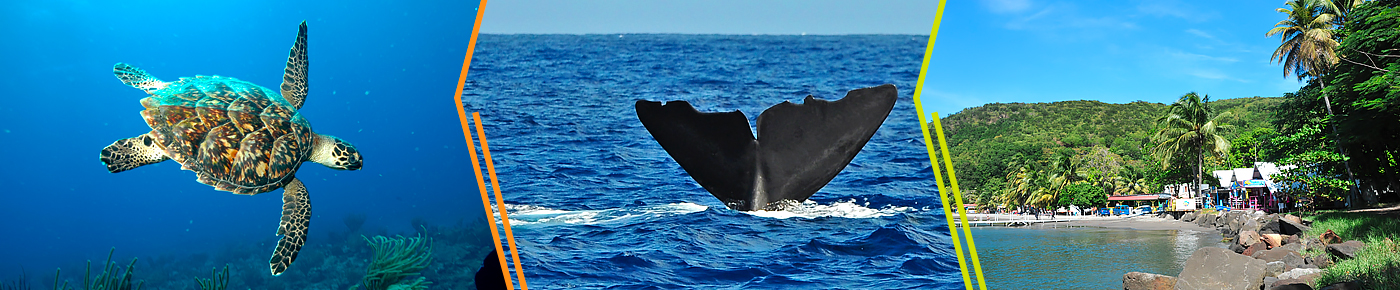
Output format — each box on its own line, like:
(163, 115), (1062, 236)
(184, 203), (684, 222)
(636, 84), (899, 211)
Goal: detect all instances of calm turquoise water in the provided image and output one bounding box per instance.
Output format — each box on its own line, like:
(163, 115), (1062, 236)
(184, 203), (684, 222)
(972, 227), (1227, 290)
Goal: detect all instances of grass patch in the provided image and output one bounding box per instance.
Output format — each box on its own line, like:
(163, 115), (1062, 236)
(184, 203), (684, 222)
(1301, 211), (1400, 289)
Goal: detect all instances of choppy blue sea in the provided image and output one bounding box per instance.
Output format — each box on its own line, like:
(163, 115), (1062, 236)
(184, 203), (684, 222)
(463, 34), (962, 289)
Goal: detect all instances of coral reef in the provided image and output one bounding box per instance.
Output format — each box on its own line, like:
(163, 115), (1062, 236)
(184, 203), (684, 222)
(193, 265), (227, 290)
(53, 248), (143, 290)
(354, 234), (433, 290)
(15, 216), (494, 290)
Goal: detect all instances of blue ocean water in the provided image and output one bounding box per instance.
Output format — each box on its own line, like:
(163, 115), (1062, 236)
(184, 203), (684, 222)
(2, 1), (497, 289)
(462, 34), (962, 289)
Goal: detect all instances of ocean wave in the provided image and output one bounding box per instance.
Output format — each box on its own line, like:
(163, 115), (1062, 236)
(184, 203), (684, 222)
(499, 202), (708, 226)
(746, 199), (922, 219)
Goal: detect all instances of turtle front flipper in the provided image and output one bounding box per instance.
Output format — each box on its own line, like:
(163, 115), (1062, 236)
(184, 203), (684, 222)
(100, 132), (170, 173)
(279, 21), (308, 110)
(270, 177), (311, 276)
(113, 63), (168, 94)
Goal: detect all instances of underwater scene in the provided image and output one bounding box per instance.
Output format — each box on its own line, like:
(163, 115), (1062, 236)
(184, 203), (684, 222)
(2, 1), (499, 289)
(461, 34), (963, 289)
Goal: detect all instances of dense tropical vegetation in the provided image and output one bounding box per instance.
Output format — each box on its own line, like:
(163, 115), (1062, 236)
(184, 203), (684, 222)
(936, 97), (1279, 209)
(937, 0), (1400, 212)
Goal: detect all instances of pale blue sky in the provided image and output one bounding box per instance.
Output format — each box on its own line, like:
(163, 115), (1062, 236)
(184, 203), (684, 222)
(922, 0), (1304, 118)
(480, 0), (1306, 118)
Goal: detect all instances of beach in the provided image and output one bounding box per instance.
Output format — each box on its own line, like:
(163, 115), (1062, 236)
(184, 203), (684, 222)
(959, 213), (1222, 232)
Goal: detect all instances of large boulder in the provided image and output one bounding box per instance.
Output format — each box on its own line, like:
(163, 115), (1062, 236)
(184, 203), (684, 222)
(1182, 212), (1197, 222)
(1174, 247), (1268, 290)
(1123, 272), (1177, 290)
(1279, 217), (1312, 236)
(1327, 241), (1366, 260)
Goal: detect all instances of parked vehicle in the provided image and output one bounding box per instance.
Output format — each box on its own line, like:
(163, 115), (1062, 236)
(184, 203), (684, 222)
(1133, 205), (1153, 215)
(1112, 205), (1131, 216)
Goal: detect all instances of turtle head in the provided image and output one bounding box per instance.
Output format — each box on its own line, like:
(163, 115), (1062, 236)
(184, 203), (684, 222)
(310, 134), (362, 170)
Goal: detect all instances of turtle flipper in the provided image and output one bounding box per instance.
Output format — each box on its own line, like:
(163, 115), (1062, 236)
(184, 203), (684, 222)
(113, 63), (168, 94)
(100, 132), (170, 173)
(279, 21), (308, 110)
(269, 178), (311, 276)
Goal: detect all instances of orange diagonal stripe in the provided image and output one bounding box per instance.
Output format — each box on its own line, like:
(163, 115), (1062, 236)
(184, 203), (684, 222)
(456, 0), (514, 288)
(464, 116), (513, 289)
(474, 112), (529, 290)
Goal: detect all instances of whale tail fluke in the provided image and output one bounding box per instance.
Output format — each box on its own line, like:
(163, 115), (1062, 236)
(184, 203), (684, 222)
(636, 84), (899, 211)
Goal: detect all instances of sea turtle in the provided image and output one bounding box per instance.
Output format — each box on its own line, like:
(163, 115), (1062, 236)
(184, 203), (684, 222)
(98, 21), (362, 276)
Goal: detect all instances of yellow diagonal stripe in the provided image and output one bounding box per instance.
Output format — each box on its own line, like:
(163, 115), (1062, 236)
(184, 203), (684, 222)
(910, 1), (986, 290)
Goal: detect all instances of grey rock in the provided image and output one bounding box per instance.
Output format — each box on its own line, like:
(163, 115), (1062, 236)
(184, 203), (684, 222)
(1173, 247), (1268, 290)
(1277, 268), (1324, 280)
(1309, 254), (1331, 269)
(1279, 217), (1312, 236)
(1228, 242), (1246, 254)
(1265, 261), (1286, 276)
(1123, 272), (1177, 290)
(1285, 235), (1301, 246)
(1327, 241), (1365, 259)
(1269, 279), (1313, 290)
(1263, 277), (1280, 288)
(1182, 212), (1197, 222)
(1253, 248), (1305, 268)
(1241, 218), (1261, 235)
(1238, 230), (1260, 247)
(1278, 243), (1303, 253)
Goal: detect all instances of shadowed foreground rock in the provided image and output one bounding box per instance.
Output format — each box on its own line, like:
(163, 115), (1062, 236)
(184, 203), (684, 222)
(1123, 272), (1176, 290)
(1326, 241), (1365, 259)
(1174, 248), (1267, 290)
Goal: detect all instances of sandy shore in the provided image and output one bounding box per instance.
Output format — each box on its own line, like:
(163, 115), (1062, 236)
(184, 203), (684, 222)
(958, 213), (1219, 232)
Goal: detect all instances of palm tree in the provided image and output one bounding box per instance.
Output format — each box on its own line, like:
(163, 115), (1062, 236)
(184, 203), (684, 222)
(1267, 0), (1340, 81)
(1152, 92), (1233, 202)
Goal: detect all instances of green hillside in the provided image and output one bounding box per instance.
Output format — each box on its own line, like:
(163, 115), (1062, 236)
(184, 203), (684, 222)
(933, 96), (1282, 199)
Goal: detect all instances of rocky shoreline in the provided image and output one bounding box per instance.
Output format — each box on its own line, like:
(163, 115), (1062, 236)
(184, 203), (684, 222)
(1121, 211), (1369, 290)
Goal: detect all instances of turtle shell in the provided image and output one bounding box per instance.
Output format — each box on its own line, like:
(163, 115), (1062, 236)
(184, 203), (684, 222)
(139, 75), (315, 195)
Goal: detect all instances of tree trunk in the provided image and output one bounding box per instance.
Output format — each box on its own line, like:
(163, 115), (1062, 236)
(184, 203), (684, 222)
(1197, 143), (1203, 208)
(1320, 81), (1363, 208)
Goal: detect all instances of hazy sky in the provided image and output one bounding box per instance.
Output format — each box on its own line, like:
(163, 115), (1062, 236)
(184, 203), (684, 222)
(480, 0), (1306, 119)
(480, 0), (941, 34)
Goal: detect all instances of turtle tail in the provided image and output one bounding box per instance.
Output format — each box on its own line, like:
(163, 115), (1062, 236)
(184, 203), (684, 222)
(113, 63), (168, 94)
(269, 178), (311, 276)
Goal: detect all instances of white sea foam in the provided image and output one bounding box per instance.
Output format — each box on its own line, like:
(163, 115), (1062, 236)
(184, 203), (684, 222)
(496, 202), (708, 226)
(746, 199), (917, 219)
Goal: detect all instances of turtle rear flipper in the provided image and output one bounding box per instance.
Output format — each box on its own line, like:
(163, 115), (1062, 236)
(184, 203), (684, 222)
(279, 21), (308, 109)
(101, 132), (170, 173)
(270, 178), (310, 276)
(113, 63), (168, 94)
